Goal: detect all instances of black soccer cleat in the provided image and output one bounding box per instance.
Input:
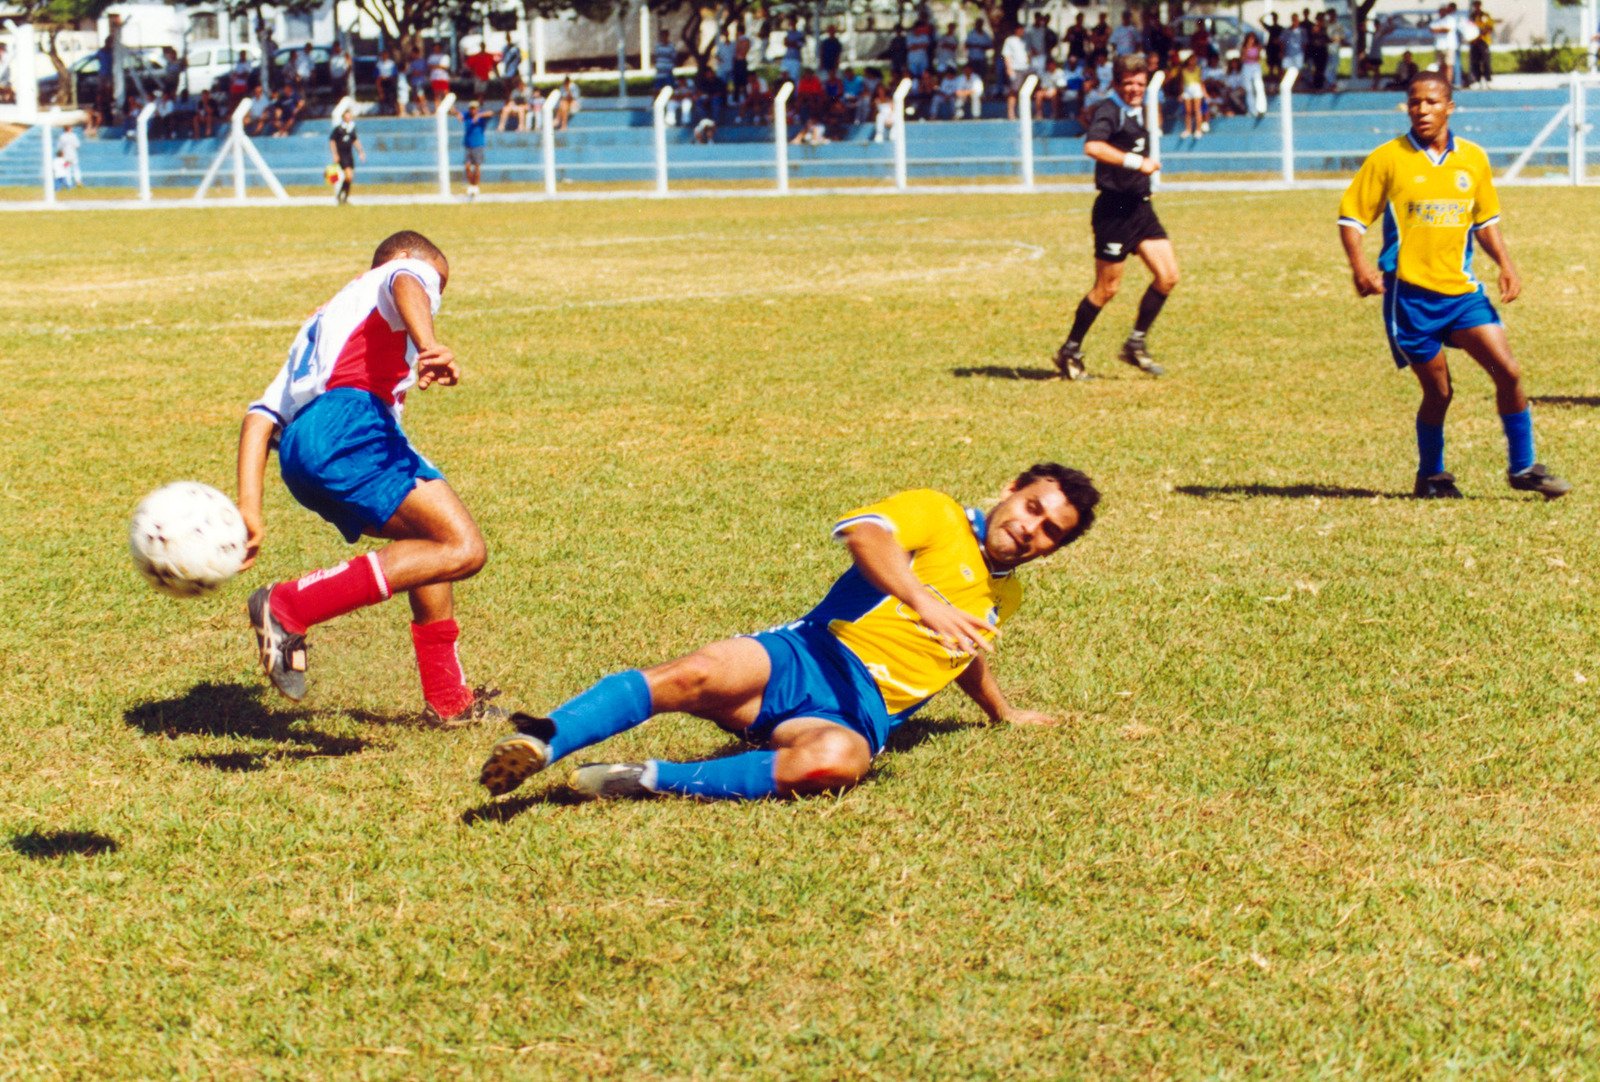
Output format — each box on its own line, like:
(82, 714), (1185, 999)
(478, 713), (556, 796)
(1119, 336), (1165, 377)
(1507, 463), (1571, 500)
(1414, 471), (1464, 499)
(1053, 341), (1089, 381)
(421, 685), (507, 729)
(247, 586), (308, 701)
(570, 762), (655, 800)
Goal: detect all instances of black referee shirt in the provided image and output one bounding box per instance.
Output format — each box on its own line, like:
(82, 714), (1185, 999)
(1085, 96), (1151, 198)
(331, 124), (359, 160)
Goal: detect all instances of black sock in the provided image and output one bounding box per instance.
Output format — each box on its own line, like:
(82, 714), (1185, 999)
(1133, 285), (1169, 335)
(1066, 297), (1102, 345)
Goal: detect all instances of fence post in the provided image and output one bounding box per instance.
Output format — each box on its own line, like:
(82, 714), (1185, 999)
(232, 104), (247, 199)
(1018, 72), (1039, 189)
(541, 90), (560, 195)
(892, 77), (911, 190)
(773, 81), (793, 192)
(136, 101), (156, 201)
(40, 115), (55, 205)
(435, 92), (457, 197)
(652, 84), (672, 196)
(1144, 70), (1165, 192)
(1280, 68), (1300, 184)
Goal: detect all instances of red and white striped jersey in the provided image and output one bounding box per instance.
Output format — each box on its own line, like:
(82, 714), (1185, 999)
(249, 258), (443, 428)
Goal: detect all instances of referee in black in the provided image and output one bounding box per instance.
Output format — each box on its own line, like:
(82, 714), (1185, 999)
(328, 108), (365, 206)
(1054, 53), (1179, 380)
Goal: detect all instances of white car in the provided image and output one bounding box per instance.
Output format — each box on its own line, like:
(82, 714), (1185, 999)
(179, 41), (259, 96)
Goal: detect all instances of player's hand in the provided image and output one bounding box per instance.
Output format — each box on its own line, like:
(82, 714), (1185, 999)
(1498, 266), (1521, 304)
(239, 506), (264, 571)
(1001, 708), (1059, 727)
(415, 343), (459, 389)
(1351, 264), (1385, 297)
(913, 595), (996, 656)
(1139, 157), (1161, 175)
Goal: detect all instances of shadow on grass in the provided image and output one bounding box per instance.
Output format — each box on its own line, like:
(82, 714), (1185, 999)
(1530, 395), (1600, 409)
(461, 786), (591, 825)
(1175, 483), (1391, 500)
(124, 681), (376, 772)
(10, 829), (120, 860)
(951, 365), (1062, 382)
(884, 716), (968, 755)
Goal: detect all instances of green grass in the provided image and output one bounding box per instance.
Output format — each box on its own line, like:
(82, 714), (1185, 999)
(2, 189), (1599, 1077)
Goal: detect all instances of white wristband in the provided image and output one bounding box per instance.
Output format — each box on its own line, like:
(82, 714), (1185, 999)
(1122, 152), (1145, 171)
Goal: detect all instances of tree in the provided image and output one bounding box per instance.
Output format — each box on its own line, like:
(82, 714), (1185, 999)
(23, 0), (116, 105)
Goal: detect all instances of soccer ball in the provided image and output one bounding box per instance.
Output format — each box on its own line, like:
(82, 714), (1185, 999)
(128, 482), (248, 598)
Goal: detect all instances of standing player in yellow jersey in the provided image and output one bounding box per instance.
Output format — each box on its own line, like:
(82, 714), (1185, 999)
(1338, 72), (1570, 499)
(477, 465), (1099, 801)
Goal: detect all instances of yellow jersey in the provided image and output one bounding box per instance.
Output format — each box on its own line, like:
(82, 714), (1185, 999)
(1337, 132), (1501, 296)
(810, 489), (1022, 714)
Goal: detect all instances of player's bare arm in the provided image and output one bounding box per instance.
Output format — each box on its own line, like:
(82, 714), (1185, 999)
(1339, 224), (1385, 296)
(1474, 223), (1521, 303)
(843, 523), (995, 655)
(1084, 139), (1160, 174)
(235, 411), (276, 569)
(391, 272), (458, 388)
(955, 655), (1057, 727)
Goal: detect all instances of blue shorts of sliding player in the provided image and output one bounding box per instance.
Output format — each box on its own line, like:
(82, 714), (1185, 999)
(277, 388), (444, 543)
(1383, 274), (1501, 369)
(743, 621), (906, 756)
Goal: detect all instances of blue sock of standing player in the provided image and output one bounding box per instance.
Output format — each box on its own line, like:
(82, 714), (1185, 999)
(1416, 418), (1446, 476)
(542, 669), (654, 762)
(647, 752), (781, 800)
(1500, 408), (1535, 474)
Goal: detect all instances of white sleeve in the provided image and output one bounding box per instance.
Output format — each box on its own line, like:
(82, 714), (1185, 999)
(247, 356), (294, 426)
(374, 258), (442, 329)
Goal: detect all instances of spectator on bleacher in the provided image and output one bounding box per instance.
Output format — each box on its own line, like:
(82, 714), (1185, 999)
(652, 30), (677, 94)
(553, 76), (580, 130)
(1469, 2), (1494, 85)
(376, 49), (397, 114)
(153, 88), (176, 139)
(1065, 14), (1088, 68)
(427, 43), (451, 102)
(928, 68), (958, 119)
(822, 67), (845, 104)
(956, 63), (984, 118)
(245, 85), (272, 135)
(1110, 11), (1141, 57)
(733, 25), (753, 100)
(906, 16), (933, 78)
(1264, 14), (1284, 79)
(965, 19), (994, 76)
(1033, 58), (1066, 118)
(935, 23), (959, 72)
(886, 27), (908, 79)
(289, 47), (312, 92)
(406, 47), (430, 115)
(782, 19), (806, 84)
(1002, 25), (1029, 119)
(1023, 14), (1048, 66)
(1386, 50), (1420, 89)
(1283, 14), (1306, 75)
(738, 69), (770, 123)
(694, 114), (717, 142)
(1305, 14), (1327, 90)
(1325, 12), (1346, 90)
(669, 75), (695, 125)
(192, 89), (219, 138)
(870, 82), (895, 142)
(0, 44), (12, 105)
(821, 25), (844, 75)
(330, 41), (352, 95)
(1090, 12), (1111, 52)
(1092, 47), (1113, 89)
(715, 29), (736, 96)
(58, 125), (82, 186)
(228, 50), (252, 108)
(501, 35), (523, 88)
(855, 67), (881, 123)
(161, 46), (184, 96)
(841, 66), (865, 116)
(1218, 58), (1250, 115)
(793, 67), (825, 126)
(696, 57), (726, 121)
(271, 86), (303, 136)
(501, 86), (531, 130)
(465, 40), (498, 99)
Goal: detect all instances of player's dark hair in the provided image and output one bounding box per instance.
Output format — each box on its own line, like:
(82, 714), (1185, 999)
(1407, 69), (1453, 100)
(372, 230), (447, 268)
(1013, 463), (1100, 547)
(1112, 53), (1147, 82)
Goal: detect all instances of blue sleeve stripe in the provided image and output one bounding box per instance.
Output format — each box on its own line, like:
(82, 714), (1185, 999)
(248, 404), (285, 425)
(831, 513), (894, 540)
(1337, 216), (1368, 233)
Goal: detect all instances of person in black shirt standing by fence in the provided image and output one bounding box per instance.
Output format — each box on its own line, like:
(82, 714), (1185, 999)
(1054, 53), (1179, 380)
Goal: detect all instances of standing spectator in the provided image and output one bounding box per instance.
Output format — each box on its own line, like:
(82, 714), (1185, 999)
(1453, 2), (1476, 85)
(695, 57), (726, 120)
(652, 30), (677, 93)
(715, 29), (737, 95)
(1065, 14), (1088, 67)
(330, 41), (353, 97)
(906, 16), (933, 79)
(1264, 14), (1284, 79)
(1024, 14), (1049, 64)
(855, 67), (881, 123)
(1468, 2), (1494, 85)
(228, 50), (253, 108)
(1111, 11), (1141, 56)
(57, 124), (83, 187)
(1241, 35), (1268, 114)
(1429, 4), (1458, 86)
(454, 99), (500, 199)
(782, 19), (806, 84)
(1283, 14), (1307, 76)
(738, 69), (771, 124)
(1002, 25), (1030, 119)
(1327, 13), (1346, 90)
(328, 107), (364, 204)
(376, 49), (398, 114)
(886, 26), (909, 79)
(464, 40), (498, 99)
(934, 22), (959, 72)
(292, 47), (313, 92)
(732, 25), (752, 99)
(820, 25), (843, 75)
(1306, 14), (1329, 90)
(406, 47), (430, 115)
(1179, 53), (1208, 136)
(192, 89), (219, 137)
(965, 19), (994, 76)
(870, 81), (895, 142)
(427, 41), (451, 103)
(501, 35), (522, 87)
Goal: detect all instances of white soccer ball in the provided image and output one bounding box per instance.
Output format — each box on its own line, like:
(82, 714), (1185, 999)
(128, 482), (249, 598)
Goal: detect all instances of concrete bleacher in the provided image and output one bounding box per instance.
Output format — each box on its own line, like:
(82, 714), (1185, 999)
(0, 86), (1587, 192)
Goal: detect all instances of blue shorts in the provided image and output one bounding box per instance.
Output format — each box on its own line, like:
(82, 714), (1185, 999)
(744, 622), (907, 755)
(1383, 274), (1501, 368)
(278, 388), (443, 543)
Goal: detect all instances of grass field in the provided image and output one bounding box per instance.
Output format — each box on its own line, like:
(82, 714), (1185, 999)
(3, 188), (1599, 1077)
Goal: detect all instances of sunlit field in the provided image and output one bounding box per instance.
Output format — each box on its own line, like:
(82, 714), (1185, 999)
(3, 188), (1598, 1076)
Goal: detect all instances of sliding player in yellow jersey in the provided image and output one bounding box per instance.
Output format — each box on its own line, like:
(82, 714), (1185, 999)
(477, 465), (1100, 801)
(1338, 71), (1569, 499)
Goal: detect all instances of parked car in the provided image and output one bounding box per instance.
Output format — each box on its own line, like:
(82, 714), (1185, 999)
(38, 50), (168, 106)
(1370, 10), (1441, 50)
(1172, 15), (1263, 57)
(180, 41), (259, 96)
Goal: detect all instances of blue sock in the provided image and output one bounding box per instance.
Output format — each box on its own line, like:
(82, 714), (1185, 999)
(546, 669), (653, 763)
(648, 751), (780, 801)
(1500, 408), (1535, 474)
(1416, 420), (1446, 476)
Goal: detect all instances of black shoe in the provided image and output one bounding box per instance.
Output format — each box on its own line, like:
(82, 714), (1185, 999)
(247, 587), (307, 701)
(1119, 336), (1165, 377)
(478, 713), (556, 796)
(1414, 470), (1464, 499)
(1508, 463), (1571, 500)
(570, 762), (655, 800)
(421, 685), (507, 729)
(1053, 341), (1088, 381)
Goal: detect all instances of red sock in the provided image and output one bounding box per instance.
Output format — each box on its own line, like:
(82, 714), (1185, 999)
(411, 618), (473, 717)
(269, 552), (390, 635)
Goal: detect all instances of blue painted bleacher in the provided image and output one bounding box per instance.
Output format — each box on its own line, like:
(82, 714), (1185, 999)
(0, 87), (1586, 191)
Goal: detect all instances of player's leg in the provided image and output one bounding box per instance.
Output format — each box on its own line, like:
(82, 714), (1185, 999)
(1120, 235), (1178, 376)
(1450, 323), (1570, 497)
(478, 636), (772, 796)
(1055, 257), (1125, 379)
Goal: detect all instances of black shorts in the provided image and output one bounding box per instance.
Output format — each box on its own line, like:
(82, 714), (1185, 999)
(1092, 192), (1167, 262)
(336, 150), (355, 169)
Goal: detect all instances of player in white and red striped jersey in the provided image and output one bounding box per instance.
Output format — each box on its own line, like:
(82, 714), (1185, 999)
(235, 230), (502, 726)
